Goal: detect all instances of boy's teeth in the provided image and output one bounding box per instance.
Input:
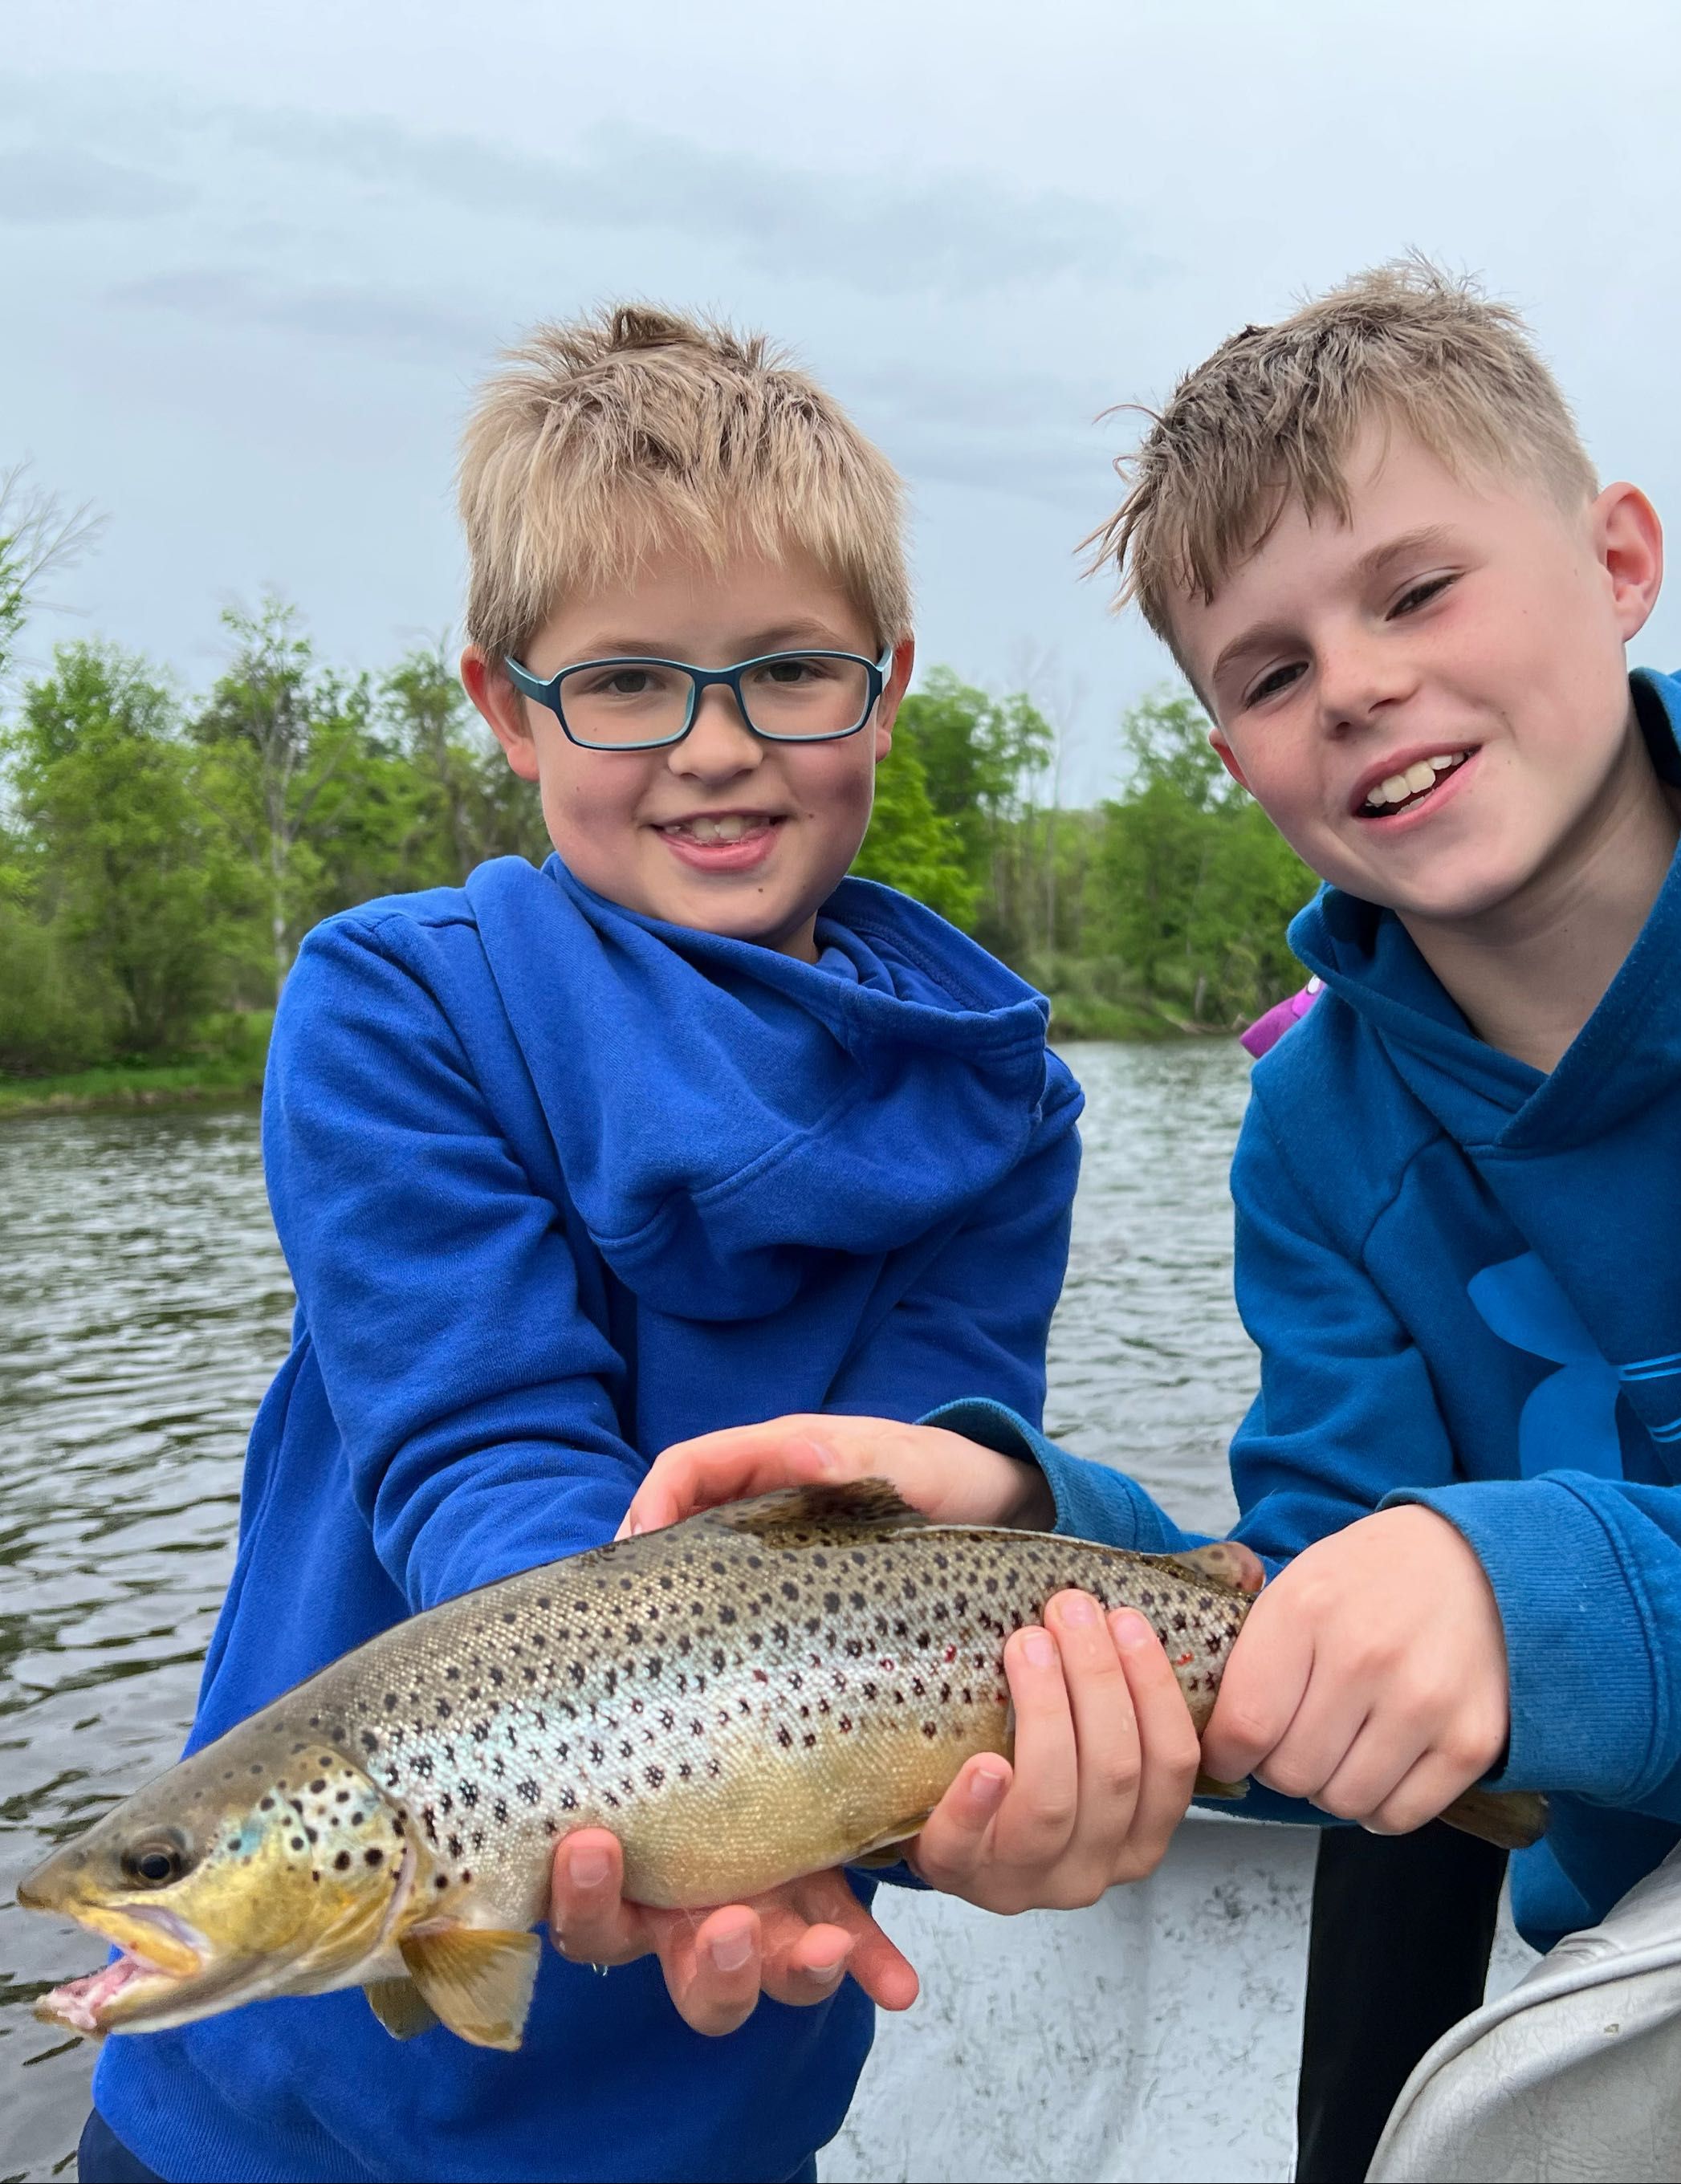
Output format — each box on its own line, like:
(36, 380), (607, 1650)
(1362, 751), (1467, 811)
(675, 815), (753, 843)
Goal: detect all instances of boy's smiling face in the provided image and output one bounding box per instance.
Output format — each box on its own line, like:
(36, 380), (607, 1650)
(465, 539), (911, 959)
(1176, 429), (1665, 933)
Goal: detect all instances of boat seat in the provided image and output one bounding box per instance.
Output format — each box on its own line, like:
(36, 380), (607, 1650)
(1369, 1840), (1681, 2182)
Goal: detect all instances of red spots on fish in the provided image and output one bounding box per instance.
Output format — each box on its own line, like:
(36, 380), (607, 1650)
(1175, 1652), (1194, 1667)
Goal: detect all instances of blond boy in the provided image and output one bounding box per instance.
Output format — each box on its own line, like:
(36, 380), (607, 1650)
(83, 308), (1193, 2184)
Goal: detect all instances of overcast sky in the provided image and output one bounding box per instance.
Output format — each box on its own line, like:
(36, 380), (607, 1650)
(6, 0), (1681, 800)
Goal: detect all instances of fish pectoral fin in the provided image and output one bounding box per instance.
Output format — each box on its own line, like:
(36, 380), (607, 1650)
(1193, 1770), (1250, 1801)
(1439, 1787), (1549, 1852)
(716, 1479), (928, 1543)
(397, 1926), (541, 2052)
(849, 1808), (938, 1867)
(364, 1976), (439, 2041)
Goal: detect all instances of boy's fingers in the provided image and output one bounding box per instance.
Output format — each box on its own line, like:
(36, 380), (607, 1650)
(910, 1753), (1013, 1889)
(1310, 1715), (1430, 1825)
(663, 1907), (765, 2036)
(619, 1426), (841, 1538)
(1108, 1611), (1200, 1856)
(1200, 1591), (1316, 1783)
(548, 1830), (641, 1964)
(780, 1869), (921, 2011)
(1045, 1592), (1143, 1865)
(986, 1624), (1080, 1867)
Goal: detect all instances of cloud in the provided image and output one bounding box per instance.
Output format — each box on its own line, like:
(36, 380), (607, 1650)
(110, 267), (490, 353)
(165, 101), (1162, 299)
(0, 144), (194, 222)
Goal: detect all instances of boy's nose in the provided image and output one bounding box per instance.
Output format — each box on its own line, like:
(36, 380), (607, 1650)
(670, 685), (764, 776)
(1317, 636), (1415, 735)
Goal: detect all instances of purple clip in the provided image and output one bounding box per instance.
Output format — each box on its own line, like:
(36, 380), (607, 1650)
(1239, 978), (1322, 1059)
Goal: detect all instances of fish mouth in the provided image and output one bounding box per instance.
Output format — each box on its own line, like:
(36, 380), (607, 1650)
(30, 1900), (242, 2038)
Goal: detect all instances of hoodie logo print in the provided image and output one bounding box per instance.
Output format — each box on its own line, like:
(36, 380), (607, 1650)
(1467, 1253), (1623, 1480)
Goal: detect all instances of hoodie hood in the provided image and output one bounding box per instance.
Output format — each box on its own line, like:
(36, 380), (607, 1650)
(464, 855), (1081, 1320)
(1285, 668), (1681, 1157)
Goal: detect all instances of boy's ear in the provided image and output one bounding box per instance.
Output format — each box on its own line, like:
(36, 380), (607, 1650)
(1593, 482), (1664, 644)
(462, 647), (540, 783)
(1209, 724), (1251, 791)
(873, 636), (916, 760)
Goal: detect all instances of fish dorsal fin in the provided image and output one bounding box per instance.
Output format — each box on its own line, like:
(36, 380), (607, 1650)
(364, 1975), (439, 2041)
(397, 1926), (540, 2052)
(714, 1479), (929, 1544)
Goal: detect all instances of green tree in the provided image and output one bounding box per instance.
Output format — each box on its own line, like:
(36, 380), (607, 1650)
(6, 644), (230, 1057)
(1096, 690), (1315, 1020)
(850, 735), (979, 927)
(379, 643), (550, 876)
(192, 600), (372, 993)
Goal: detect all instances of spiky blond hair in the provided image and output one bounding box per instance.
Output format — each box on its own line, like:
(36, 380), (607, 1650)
(458, 304), (910, 666)
(1085, 258), (1598, 655)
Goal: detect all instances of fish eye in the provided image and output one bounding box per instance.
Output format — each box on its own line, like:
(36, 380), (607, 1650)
(120, 1831), (191, 1888)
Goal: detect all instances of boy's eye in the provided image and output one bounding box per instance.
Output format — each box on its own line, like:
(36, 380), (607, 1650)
(1245, 661), (1306, 708)
(751, 656), (833, 686)
(1390, 574), (1455, 617)
(573, 665), (674, 700)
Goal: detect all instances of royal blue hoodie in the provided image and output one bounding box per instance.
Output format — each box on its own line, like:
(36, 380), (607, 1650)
(96, 855), (1082, 2184)
(937, 667), (1681, 1959)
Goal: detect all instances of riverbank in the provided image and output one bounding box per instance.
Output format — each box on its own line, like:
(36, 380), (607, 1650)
(0, 995), (1243, 1120)
(0, 1055), (266, 1120)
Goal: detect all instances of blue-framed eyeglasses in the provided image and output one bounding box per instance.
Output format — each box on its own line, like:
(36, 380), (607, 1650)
(503, 645), (894, 752)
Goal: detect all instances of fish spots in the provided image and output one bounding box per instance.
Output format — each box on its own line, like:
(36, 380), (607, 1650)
(364, 1848), (384, 1866)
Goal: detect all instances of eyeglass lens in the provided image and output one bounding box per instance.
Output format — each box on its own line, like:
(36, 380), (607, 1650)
(559, 654), (871, 746)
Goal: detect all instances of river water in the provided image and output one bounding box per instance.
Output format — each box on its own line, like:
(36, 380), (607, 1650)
(0, 1040), (1257, 2183)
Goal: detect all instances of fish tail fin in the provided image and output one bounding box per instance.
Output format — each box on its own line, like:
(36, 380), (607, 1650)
(1439, 1787), (1549, 1851)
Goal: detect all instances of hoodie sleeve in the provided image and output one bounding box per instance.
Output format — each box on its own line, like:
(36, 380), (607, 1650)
(263, 913), (645, 1613)
(924, 1094), (1460, 1565)
(824, 1075), (1084, 1428)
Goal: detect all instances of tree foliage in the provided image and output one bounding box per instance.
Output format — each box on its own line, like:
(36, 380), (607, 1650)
(0, 567), (1319, 1075)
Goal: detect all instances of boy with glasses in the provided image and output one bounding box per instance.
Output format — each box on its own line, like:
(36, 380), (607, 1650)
(82, 305), (1199, 2184)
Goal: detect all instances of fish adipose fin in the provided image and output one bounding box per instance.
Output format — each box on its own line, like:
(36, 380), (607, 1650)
(716, 1479), (930, 1543)
(1162, 1542), (1264, 1596)
(364, 1976), (439, 2041)
(397, 1926), (541, 2052)
(1439, 1787), (1549, 1851)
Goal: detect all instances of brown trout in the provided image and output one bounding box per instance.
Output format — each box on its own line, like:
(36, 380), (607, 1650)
(19, 1482), (1545, 2050)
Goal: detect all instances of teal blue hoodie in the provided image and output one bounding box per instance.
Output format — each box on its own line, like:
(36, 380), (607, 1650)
(941, 667), (1681, 1956)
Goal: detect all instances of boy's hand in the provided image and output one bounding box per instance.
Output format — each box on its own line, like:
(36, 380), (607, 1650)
(910, 1590), (1205, 1911)
(621, 1413), (1054, 1538)
(548, 1836), (918, 2036)
(1200, 1504), (1510, 1834)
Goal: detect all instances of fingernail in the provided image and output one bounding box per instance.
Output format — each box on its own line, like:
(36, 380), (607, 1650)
(709, 1927), (753, 1973)
(805, 1953), (848, 1986)
(967, 1761), (1009, 1813)
(1022, 1628), (1056, 1668)
(568, 1847), (611, 1889)
(1056, 1593), (1096, 1626)
(1110, 1609), (1152, 1650)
